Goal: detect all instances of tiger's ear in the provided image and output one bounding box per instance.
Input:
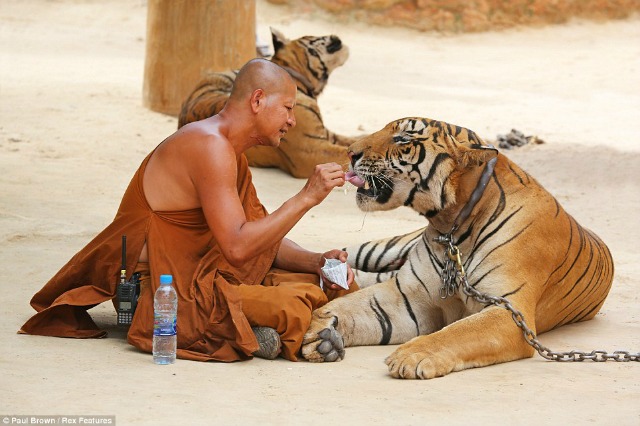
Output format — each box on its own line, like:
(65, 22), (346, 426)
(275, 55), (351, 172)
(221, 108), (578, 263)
(456, 144), (498, 168)
(270, 28), (289, 53)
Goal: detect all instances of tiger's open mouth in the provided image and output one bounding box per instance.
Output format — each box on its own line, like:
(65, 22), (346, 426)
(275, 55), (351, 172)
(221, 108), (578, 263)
(345, 170), (365, 188)
(346, 170), (394, 203)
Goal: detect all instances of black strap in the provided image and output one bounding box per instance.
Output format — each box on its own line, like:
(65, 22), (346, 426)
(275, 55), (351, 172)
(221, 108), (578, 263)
(449, 155), (498, 236)
(280, 66), (316, 96)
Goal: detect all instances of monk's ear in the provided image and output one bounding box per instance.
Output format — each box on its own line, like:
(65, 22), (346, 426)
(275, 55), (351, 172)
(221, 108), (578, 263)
(270, 28), (288, 54)
(456, 144), (498, 168)
(250, 89), (266, 113)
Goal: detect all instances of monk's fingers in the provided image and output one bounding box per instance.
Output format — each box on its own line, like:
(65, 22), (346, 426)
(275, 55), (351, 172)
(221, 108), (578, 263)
(315, 163), (346, 186)
(346, 265), (355, 285)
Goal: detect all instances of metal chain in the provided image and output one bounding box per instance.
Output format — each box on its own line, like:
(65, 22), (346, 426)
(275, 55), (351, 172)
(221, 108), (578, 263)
(436, 236), (639, 362)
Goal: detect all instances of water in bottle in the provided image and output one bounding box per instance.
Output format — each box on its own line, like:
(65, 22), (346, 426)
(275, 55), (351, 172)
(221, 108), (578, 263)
(153, 274), (177, 364)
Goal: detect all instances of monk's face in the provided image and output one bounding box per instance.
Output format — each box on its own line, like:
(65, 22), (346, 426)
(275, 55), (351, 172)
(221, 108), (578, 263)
(257, 82), (297, 147)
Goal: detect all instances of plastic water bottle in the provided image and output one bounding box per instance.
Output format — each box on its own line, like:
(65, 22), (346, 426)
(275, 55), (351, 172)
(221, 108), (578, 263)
(153, 274), (177, 364)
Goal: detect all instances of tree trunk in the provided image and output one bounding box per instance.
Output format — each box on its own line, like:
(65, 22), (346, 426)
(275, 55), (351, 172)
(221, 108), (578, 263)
(143, 0), (256, 116)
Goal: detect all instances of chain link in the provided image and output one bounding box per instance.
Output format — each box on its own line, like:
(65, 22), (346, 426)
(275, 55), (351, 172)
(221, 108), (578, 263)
(437, 237), (639, 362)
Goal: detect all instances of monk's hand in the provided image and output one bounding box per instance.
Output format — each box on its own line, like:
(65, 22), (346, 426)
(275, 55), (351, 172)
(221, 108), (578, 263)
(317, 249), (354, 291)
(300, 163), (346, 206)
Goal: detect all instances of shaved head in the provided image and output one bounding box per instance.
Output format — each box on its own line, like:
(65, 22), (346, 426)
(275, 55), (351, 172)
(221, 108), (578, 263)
(229, 58), (296, 102)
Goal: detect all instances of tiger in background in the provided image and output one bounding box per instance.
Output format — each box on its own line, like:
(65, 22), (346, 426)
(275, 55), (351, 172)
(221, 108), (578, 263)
(302, 117), (614, 379)
(178, 28), (355, 178)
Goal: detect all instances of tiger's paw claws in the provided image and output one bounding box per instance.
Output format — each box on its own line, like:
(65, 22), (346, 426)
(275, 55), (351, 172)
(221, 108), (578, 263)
(385, 344), (452, 380)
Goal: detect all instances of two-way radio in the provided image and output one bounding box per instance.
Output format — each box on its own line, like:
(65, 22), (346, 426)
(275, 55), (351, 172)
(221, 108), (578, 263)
(116, 235), (140, 326)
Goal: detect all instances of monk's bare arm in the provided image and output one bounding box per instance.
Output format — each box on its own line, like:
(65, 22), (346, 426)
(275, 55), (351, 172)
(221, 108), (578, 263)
(192, 137), (346, 267)
(273, 238), (322, 273)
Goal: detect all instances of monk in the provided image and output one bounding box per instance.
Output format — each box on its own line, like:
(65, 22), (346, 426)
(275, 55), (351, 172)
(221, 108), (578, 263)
(19, 58), (358, 362)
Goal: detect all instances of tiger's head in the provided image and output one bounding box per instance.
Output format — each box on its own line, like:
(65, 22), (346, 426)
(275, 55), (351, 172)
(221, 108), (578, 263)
(346, 118), (498, 219)
(270, 28), (349, 97)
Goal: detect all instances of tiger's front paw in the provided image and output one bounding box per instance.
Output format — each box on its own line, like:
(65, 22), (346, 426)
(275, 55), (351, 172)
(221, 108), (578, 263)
(385, 341), (454, 380)
(301, 311), (345, 363)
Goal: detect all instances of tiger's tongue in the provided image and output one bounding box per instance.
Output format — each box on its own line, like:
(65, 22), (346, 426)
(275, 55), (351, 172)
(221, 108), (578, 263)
(345, 171), (365, 188)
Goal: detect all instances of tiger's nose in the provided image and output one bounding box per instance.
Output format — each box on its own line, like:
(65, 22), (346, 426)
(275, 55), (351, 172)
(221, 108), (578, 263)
(327, 36), (342, 53)
(348, 151), (362, 166)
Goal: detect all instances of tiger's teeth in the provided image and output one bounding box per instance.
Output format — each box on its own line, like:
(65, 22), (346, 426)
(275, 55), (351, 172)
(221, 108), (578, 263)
(364, 181), (370, 190)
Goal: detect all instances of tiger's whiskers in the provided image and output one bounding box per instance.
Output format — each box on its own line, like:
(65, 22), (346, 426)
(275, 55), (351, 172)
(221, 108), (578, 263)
(358, 212), (368, 231)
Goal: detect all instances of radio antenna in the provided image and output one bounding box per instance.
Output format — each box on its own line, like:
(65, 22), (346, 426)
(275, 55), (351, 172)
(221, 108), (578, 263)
(120, 235), (127, 283)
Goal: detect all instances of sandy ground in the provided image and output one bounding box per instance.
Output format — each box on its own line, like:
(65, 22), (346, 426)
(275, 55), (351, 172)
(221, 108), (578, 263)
(1, 1), (639, 425)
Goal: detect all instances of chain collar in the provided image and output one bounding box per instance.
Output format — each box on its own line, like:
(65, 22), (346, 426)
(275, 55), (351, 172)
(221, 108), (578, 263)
(433, 154), (497, 298)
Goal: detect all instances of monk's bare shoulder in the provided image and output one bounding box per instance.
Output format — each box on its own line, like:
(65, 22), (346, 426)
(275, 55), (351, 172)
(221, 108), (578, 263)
(144, 117), (234, 210)
(181, 118), (238, 173)
(171, 117), (232, 151)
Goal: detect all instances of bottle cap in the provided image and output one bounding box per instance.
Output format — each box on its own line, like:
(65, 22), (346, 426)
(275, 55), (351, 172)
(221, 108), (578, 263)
(160, 274), (173, 285)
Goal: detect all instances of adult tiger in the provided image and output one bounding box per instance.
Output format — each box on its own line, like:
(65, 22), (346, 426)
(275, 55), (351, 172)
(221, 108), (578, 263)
(178, 28), (354, 178)
(302, 117), (614, 379)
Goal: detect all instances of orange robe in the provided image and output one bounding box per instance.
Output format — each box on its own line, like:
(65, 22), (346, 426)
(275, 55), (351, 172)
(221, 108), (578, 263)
(19, 152), (356, 361)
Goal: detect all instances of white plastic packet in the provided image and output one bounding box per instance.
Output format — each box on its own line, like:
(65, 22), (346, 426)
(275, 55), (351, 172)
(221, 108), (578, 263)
(319, 258), (349, 290)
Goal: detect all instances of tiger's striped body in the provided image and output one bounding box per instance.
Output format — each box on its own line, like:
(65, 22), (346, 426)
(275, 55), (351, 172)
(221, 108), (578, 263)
(302, 117), (614, 379)
(178, 28), (354, 178)
(347, 228), (423, 288)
